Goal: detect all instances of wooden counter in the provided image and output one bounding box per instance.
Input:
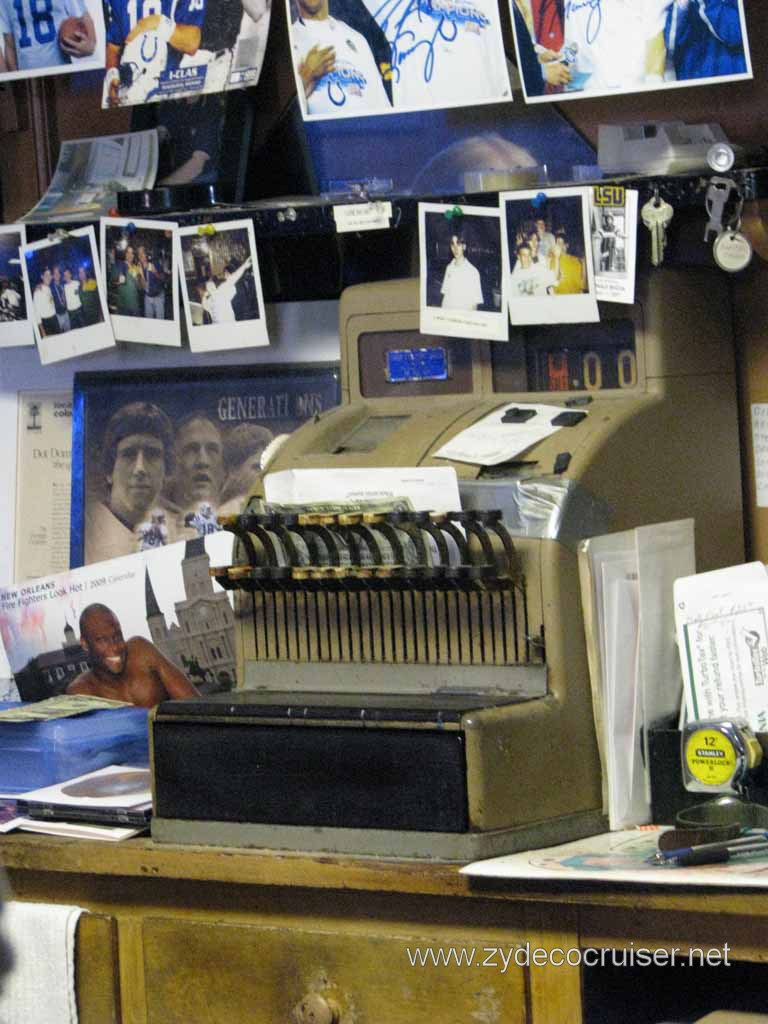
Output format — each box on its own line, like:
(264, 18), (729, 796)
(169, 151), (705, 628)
(1, 835), (766, 1023)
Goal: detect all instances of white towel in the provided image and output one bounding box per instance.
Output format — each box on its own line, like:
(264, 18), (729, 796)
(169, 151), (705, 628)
(0, 901), (83, 1024)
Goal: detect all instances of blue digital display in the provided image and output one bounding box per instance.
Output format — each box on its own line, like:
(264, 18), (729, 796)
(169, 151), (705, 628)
(387, 348), (449, 383)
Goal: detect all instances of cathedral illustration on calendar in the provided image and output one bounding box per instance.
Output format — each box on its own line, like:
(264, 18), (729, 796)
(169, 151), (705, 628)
(145, 537), (236, 694)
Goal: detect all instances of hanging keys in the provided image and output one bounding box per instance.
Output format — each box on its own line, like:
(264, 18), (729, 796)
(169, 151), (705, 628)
(713, 209), (752, 275)
(641, 192), (674, 267)
(704, 176), (736, 242)
(712, 189), (752, 274)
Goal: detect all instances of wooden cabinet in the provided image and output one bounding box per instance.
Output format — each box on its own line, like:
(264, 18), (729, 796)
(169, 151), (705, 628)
(141, 917), (527, 1023)
(2, 835), (768, 1023)
(75, 912), (121, 1024)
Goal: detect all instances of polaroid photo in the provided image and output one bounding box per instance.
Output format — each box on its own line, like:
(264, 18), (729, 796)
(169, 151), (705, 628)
(500, 187), (599, 326)
(419, 203), (508, 342)
(509, 0), (752, 104)
(176, 219), (269, 353)
(590, 187), (639, 306)
(100, 218), (180, 347)
(0, 0), (106, 85)
(286, 0), (510, 121)
(22, 226), (115, 365)
(0, 225), (34, 348)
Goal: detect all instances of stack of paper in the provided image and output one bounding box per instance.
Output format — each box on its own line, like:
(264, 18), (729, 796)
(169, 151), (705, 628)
(578, 520), (696, 829)
(1, 764), (151, 842)
(674, 562), (768, 732)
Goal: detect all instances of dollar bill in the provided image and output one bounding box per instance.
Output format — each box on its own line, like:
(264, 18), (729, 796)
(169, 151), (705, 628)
(230, 497), (417, 566)
(254, 497), (415, 515)
(0, 694), (131, 723)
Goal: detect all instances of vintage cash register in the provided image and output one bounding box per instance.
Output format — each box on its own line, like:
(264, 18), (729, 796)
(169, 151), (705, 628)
(151, 270), (745, 860)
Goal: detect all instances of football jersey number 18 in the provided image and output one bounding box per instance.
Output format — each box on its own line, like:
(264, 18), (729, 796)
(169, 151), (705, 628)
(12, 0), (56, 48)
(125, 0), (162, 29)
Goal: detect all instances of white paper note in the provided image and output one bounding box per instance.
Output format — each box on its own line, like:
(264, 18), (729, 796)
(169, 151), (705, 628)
(334, 203), (392, 233)
(675, 562), (768, 731)
(433, 402), (580, 466)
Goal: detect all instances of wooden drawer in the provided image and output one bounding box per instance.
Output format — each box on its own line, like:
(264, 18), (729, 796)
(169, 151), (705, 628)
(142, 917), (527, 1023)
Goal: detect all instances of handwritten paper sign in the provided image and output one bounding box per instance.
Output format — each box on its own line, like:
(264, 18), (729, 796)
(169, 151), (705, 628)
(333, 202), (392, 233)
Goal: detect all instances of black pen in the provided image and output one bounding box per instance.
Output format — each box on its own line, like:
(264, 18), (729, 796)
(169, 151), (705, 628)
(654, 835), (768, 867)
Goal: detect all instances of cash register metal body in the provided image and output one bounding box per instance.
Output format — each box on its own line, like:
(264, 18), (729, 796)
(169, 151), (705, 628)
(151, 271), (745, 860)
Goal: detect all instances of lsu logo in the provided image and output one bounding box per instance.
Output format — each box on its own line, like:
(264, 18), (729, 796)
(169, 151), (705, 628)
(593, 185), (625, 207)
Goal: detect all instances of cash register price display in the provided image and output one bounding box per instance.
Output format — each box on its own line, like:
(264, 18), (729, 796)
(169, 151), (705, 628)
(151, 274), (746, 860)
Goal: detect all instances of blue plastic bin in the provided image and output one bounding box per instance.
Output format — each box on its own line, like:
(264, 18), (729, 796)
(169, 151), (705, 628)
(0, 704), (149, 793)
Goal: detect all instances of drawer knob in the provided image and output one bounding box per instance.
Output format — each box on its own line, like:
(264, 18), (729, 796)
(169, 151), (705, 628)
(291, 992), (340, 1024)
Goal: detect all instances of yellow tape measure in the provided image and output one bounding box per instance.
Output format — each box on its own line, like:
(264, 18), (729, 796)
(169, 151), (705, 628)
(682, 719), (763, 794)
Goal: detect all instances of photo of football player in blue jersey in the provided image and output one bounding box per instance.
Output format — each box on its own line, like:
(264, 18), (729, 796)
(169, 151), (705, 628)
(103, 0), (205, 104)
(0, 0), (103, 80)
(102, 0), (271, 106)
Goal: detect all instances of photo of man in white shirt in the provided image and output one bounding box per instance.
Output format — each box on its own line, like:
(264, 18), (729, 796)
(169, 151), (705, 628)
(63, 266), (85, 329)
(291, 0), (391, 116)
(509, 241), (557, 296)
(440, 233), (484, 310)
(202, 257), (252, 323)
(32, 268), (59, 337)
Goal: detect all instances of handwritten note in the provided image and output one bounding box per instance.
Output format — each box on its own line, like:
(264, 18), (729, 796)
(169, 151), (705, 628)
(333, 202), (392, 234)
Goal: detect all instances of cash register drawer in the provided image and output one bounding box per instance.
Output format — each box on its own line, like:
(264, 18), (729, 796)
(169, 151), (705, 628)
(152, 720), (468, 832)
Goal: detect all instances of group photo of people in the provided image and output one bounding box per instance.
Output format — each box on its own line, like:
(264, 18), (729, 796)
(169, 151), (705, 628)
(180, 224), (261, 326)
(25, 234), (104, 338)
(423, 211), (502, 313)
(104, 225), (174, 321)
(512, 0), (750, 102)
(506, 196), (588, 298)
(74, 366), (340, 566)
(83, 398), (275, 564)
(0, 231), (26, 325)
